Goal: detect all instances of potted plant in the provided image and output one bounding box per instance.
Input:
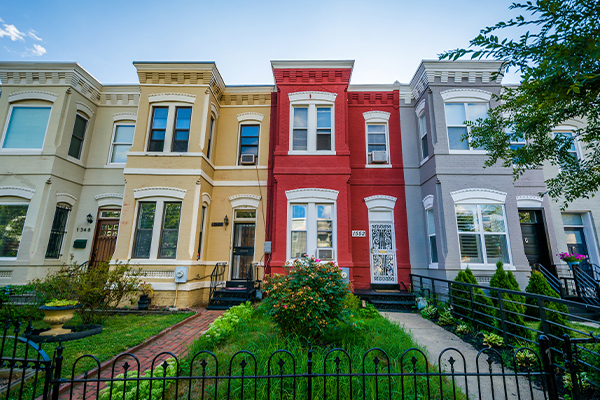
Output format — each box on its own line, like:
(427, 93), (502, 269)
(558, 252), (587, 269)
(138, 282), (153, 310)
(38, 299), (80, 336)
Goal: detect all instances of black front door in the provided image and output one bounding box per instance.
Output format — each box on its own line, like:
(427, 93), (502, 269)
(231, 223), (255, 279)
(519, 210), (552, 269)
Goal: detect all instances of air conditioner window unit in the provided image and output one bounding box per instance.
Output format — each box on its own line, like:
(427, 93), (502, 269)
(317, 249), (333, 261)
(370, 151), (387, 163)
(240, 154), (256, 165)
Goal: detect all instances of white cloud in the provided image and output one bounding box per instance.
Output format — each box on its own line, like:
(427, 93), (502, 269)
(0, 23), (25, 41)
(28, 30), (42, 41)
(31, 44), (46, 56)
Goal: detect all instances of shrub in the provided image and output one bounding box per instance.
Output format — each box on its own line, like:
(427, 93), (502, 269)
(359, 302), (381, 319)
(456, 324), (470, 335)
(451, 267), (496, 327)
(438, 308), (455, 326)
(0, 284), (47, 322)
(489, 261), (530, 341)
(483, 332), (504, 348)
(34, 259), (142, 324)
(420, 305), (438, 319)
(262, 256), (350, 340)
(525, 270), (569, 339)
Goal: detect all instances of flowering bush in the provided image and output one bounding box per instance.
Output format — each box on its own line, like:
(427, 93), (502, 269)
(262, 256), (350, 340)
(139, 282), (154, 297)
(558, 252), (587, 263)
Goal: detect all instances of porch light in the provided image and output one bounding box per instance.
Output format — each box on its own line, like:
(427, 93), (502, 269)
(86, 214), (94, 224)
(224, 215), (229, 230)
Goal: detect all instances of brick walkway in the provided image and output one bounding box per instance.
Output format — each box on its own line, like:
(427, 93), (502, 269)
(56, 309), (225, 399)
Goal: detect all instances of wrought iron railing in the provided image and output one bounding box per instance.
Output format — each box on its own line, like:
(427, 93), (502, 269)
(208, 262), (226, 303)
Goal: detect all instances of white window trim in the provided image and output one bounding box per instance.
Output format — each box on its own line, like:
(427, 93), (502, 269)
(442, 90), (491, 153)
(229, 206), (258, 280)
(47, 203), (72, 260)
(562, 212), (600, 268)
(129, 197), (182, 260)
(553, 128), (583, 160)
(108, 121), (136, 165)
(422, 195), (438, 268)
(417, 111), (429, 161)
(516, 195), (543, 209)
(364, 195), (398, 284)
(146, 103), (193, 154)
(0, 104), (52, 154)
(236, 122), (261, 166)
(363, 111), (391, 167)
(229, 194), (261, 209)
(0, 200), (30, 260)
(288, 91), (336, 155)
(285, 188), (338, 262)
(206, 113), (217, 161)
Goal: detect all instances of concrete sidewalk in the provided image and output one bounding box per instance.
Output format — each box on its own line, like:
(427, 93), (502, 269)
(384, 312), (547, 400)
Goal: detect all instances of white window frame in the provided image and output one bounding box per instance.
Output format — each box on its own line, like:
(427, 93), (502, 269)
(288, 92), (336, 155)
(67, 112), (89, 160)
(1, 104), (53, 154)
(108, 122), (136, 165)
(450, 188), (513, 270)
(441, 89), (492, 154)
(146, 103), (193, 154)
(553, 128), (582, 160)
(363, 111), (391, 168)
(562, 212), (600, 268)
(130, 187), (186, 260)
(445, 102), (490, 153)
(236, 123), (261, 166)
(422, 195), (437, 268)
(0, 200), (30, 260)
(285, 188), (338, 261)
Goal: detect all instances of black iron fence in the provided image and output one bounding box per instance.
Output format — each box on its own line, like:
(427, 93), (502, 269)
(411, 273), (600, 398)
(0, 319), (554, 400)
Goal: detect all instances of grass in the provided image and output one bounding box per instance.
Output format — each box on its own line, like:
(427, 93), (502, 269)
(2, 312), (194, 399)
(166, 307), (467, 400)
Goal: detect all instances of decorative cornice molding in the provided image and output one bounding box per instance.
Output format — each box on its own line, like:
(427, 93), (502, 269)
(95, 193), (124, 200)
(236, 112), (264, 122)
(0, 186), (35, 200)
(450, 188), (507, 204)
(288, 91), (337, 103)
(229, 194), (261, 209)
(202, 192), (212, 205)
(133, 187), (187, 200)
(363, 111), (391, 122)
(440, 88), (492, 103)
(422, 195), (434, 210)
(8, 90), (59, 103)
(415, 99), (426, 117)
(516, 195), (543, 208)
(95, 193), (124, 207)
(76, 101), (94, 117)
(56, 193), (77, 206)
(112, 112), (137, 122)
(210, 102), (219, 119)
(286, 188), (339, 201)
(364, 195), (397, 210)
(148, 93), (196, 104)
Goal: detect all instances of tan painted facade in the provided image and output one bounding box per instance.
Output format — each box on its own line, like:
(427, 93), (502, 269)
(0, 62), (272, 307)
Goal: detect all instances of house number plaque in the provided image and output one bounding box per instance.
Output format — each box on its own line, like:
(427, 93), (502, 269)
(352, 230), (366, 237)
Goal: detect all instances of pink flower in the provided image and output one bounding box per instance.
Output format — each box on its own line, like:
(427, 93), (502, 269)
(315, 259), (321, 262)
(283, 304), (287, 309)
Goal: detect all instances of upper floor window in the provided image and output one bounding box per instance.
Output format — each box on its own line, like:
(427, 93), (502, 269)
(555, 131), (581, 160)
(148, 106), (192, 153)
(109, 124), (135, 164)
(445, 103), (488, 151)
(206, 116), (215, 161)
(68, 114), (88, 159)
(238, 125), (260, 165)
(363, 111), (391, 166)
(419, 113), (429, 160)
(289, 91), (337, 154)
(2, 106), (51, 150)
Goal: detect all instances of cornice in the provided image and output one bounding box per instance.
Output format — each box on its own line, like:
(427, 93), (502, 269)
(271, 60), (354, 70)
(363, 111), (391, 122)
(112, 112), (137, 122)
(8, 90), (59, 103)
(148, 92), (196, 104)
(237, 112), (264, 122)
(229, 194), (261, 201)
(0, 186), (35, 200)
(76, 101), (95, 117)
(288, 91), (337, 103)
(95, 193), (124, 200)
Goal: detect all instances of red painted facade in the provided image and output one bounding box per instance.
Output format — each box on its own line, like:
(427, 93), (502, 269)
(265, 63), (411, 289)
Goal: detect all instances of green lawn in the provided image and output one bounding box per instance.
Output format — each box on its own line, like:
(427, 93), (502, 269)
(2, 312), (193, 399)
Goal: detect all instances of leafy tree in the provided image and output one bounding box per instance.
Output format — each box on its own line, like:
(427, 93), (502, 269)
(451, 267), (496, 328)
(441, 1), (600, 207)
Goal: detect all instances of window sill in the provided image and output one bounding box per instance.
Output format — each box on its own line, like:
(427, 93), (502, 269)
(448, 150), (488, 155)
(287, 150), (336, 156)
(365, 164), (392, 168)
(105, 163), (126, 168)
(127, 151), (204, 157)
(461, 263), (515, 271)
(419, 155), (432, 166)
(0, 258), (17, 262)
(66, 156), (85, 167)
(0, 149), (43, 155)
(428, 262), (438, 269)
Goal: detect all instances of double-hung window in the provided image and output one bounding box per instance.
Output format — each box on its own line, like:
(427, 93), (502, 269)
(132, 200), (182, 259)
(45, 204), (71, 259)
(419, 113), (429, 160)
(207, 117), (215, 160)
(363, 111), (391, 166)
(148, 105), (192, 153)
(238, 125), (260, 165)
(289, 203), (335, 261)
(289, 91), (336, 154)
(445, 103), (488, 151)
(455, 204), (510, 265)
(109, 124), (135, 164)
(0, 204), (29, 258)
(68, 114), (88, 159)
(2, 106), (51, 150)
(427, 209), (438, 264)
(555, 131), (580, 160)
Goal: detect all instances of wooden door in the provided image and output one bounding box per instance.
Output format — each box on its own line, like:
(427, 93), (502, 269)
(91, 212), (120, 264)
(231, 223), (255, 279)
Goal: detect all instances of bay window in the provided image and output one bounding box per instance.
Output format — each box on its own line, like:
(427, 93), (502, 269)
(288, 200), (336, 261)
(445, 103), (488, 151)
(0, 204), (29, 258)
(2, 106), (51, 150)
(132, 200), (182, 259)
(455, 204), (510, 265)
(147, 105), (192, 153)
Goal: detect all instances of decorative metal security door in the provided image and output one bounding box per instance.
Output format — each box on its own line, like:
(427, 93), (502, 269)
(370, 223), (397, 283)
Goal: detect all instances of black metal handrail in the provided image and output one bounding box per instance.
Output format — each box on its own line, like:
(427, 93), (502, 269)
(531, 263), (561, 295)
(572, 264), (600, 306)
(209, 262), (226, 303)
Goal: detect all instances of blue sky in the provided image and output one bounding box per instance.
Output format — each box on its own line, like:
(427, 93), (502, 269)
(0, 0), (522, 85)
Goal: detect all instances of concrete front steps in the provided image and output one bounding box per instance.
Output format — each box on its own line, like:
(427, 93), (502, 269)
(354, 284), (415, 312)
